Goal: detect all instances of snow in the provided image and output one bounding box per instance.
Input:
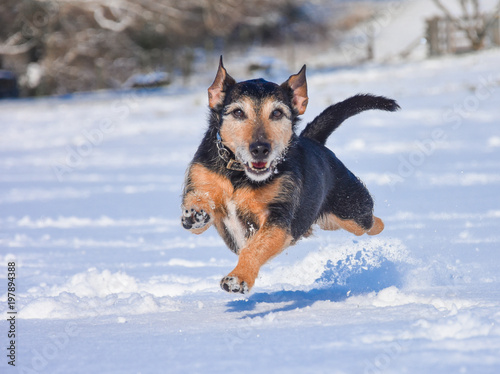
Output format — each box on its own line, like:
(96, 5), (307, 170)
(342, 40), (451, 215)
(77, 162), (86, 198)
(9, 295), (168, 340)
(1, 45), (500, 373)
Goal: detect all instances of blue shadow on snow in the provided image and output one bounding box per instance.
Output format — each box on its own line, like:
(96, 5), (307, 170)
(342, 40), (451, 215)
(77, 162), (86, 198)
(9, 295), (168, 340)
(226, 259), (402, 318)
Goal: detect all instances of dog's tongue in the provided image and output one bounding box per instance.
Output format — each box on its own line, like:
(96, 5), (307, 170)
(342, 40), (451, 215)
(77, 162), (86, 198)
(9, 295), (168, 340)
(252, 162), (267, 170)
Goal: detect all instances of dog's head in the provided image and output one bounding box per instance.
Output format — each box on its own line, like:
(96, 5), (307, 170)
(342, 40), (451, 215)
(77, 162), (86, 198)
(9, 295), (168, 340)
(208, 58), (308, 182)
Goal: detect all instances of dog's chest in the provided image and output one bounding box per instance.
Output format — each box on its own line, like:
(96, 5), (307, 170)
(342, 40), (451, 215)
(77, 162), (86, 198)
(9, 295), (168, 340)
(222, 200), (257, 252)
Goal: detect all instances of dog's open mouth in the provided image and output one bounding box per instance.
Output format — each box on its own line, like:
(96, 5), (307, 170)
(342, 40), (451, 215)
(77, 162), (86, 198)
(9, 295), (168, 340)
(236, 148), (288, 181)
(245, 160), (272, 175)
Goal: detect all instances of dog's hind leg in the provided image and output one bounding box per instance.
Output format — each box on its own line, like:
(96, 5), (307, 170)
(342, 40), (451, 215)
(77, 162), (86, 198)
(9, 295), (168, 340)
(220, 225), (293, 293)
(319, 165), (384, 236)
(367, 216), (384, 235)
(317, 213), (384, 236)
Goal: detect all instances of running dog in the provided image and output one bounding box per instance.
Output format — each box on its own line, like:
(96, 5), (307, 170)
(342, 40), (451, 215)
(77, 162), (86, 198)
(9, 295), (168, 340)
(181, 58), (399, 293)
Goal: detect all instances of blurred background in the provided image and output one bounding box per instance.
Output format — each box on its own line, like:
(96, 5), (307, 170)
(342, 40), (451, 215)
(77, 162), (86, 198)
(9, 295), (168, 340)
(0, 0), (499, 98)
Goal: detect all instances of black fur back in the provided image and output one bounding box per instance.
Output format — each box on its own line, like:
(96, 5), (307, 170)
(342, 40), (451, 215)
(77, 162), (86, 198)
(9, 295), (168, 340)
(300, 94), (400, 145)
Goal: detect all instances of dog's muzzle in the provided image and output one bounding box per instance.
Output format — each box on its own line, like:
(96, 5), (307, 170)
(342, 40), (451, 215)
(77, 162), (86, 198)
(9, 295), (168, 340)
(216, 133), (284, 181)
(248, 141), (271, 172)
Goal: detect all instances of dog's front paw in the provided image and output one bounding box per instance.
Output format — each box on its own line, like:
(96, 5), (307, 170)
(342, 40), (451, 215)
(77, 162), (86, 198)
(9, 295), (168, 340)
(182, 207), (211, 232)
(220, 276), (249, 294)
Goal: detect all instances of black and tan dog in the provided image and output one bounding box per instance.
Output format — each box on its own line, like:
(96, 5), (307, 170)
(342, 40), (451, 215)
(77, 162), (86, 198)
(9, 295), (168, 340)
(181, 58), (399, 293)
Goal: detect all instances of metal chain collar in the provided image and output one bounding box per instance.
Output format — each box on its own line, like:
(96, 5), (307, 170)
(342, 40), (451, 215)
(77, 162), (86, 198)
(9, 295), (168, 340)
(215, 133), (245, 171)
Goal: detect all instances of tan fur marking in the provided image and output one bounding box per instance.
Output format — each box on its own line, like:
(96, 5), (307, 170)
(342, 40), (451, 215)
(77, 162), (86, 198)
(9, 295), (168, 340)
(260, 98), (293, 151)
(184, 164), (292, 234)
(316, 214), (341, 231)
(223, 175), (294, 290)
(367, 216), (384, 235)
(188, 163), (233, 203)
(317, 213), (384, 236)
(219, 99), (255, 154)
(232, 177), (284, 226)
(228, 225), (292, 290)
(333, 217), (367, 236)
(183, 163), (234, 228)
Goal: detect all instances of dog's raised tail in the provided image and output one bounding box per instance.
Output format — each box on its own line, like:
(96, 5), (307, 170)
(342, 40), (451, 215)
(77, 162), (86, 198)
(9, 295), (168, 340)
(300, 94), (400, 145)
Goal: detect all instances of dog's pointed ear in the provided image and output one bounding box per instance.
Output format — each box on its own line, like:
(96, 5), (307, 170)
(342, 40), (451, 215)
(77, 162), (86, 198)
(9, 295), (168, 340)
(208, 56), (236, 109)
(282, 65), (308, 115)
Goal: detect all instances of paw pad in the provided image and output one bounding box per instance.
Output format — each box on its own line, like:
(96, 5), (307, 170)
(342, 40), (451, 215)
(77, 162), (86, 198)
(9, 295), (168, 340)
(182, 208), (211, 230)
(220, 276), (249, 294)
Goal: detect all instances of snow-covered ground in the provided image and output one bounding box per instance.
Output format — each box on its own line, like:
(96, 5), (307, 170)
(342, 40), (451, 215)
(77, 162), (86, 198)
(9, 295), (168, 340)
(1, 47), (500, 373)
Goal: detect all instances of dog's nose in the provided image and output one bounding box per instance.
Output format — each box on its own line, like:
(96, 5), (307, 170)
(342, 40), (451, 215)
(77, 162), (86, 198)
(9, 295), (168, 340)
(249, 141), (271, 160)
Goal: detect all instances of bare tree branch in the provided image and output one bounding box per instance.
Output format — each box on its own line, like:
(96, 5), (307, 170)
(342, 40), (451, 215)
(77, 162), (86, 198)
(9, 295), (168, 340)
(432, 0), (456, 20)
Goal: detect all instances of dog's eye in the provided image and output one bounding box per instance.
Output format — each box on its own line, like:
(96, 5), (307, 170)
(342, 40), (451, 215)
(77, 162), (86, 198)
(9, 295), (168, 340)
(231, 109), (245, 119)
(271, 109), (283, 120)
